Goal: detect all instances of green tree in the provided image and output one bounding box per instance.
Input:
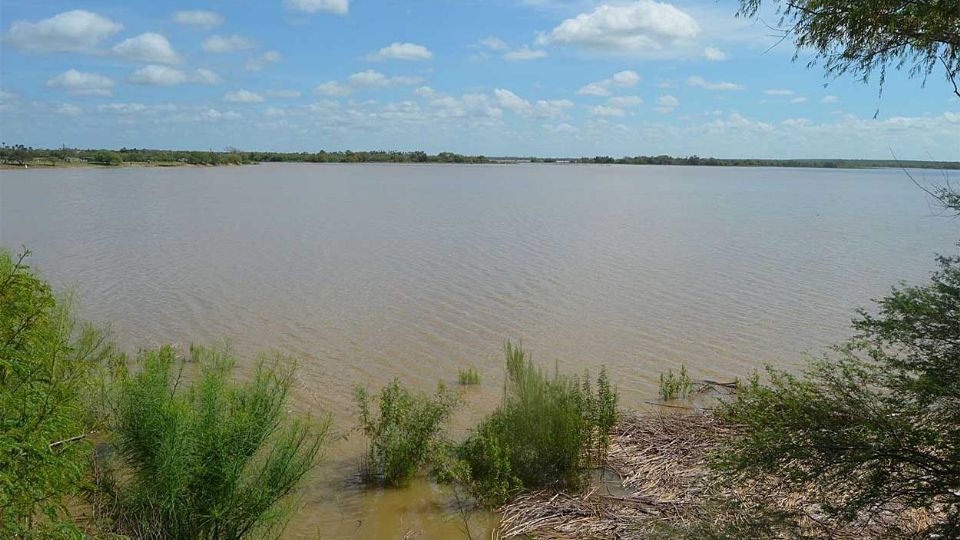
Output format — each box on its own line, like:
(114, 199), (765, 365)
(716, 253), (960, 536)
(0, 250), (112, 538)
(738, 0), (960, 97)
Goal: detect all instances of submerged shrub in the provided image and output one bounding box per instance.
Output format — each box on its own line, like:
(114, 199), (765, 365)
(101, 345), (329, 539)
(0, 249), (112, 538)
(659, 364), (693, 400)
(460, 342), (618, 505)
(457, 367), (480, 385)
(355, 379), (458, 487)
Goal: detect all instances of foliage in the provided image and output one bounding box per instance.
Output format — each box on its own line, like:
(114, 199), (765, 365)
(457, 367), (480, 385)
(100, 345), (328, 539)
(658, 364), (693, 400)
(0, 249), (112, 538)
(459, 342), (618, 505)
(354, 379), (458, 487)
(715, 254), (960, 537)
(737, 0), (960, 97)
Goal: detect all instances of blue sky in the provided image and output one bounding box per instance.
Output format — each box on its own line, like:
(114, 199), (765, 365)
(1, 0), (958, 159)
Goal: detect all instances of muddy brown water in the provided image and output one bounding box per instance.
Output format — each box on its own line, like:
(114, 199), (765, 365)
(2, 163), (957, 538)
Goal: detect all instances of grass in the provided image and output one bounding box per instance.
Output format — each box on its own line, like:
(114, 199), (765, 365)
(355, 379), (459, 487)
(457, 367), (481, 385)
(458, 342), (618, 505)
(98, 345), (329, 539)
(659, 364), (694, 400)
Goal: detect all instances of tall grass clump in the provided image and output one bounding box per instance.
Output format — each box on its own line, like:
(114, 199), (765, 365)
(659, 364), (693, 400)
(459, 342), (618, 505)
(99, 345), (329, 539)
(355, 379), (458, 487)
(0, 249), (113, 538)
(457, 367), (481, 385)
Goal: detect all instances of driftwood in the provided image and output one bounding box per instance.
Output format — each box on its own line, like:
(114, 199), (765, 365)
(495, 412), (935, 539)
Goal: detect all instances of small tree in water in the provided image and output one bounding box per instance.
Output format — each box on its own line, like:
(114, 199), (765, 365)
(100, 345), (329, 539)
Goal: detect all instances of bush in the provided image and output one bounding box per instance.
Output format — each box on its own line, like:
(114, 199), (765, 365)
(355, 379), (458, 487)
(713, 254), (960, 537)
(659, 364), (693, 400)
(457, 367), (480, 385)
(100, 345), (328, 539)
(0, 249), (112, 538)
(459, 342), (618, 505)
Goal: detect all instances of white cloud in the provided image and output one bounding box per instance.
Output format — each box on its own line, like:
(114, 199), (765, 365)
(315, 81), (352, 96)
(367, 42), (433, 61)
(224, 90), (265, 103)
(479, 37), (508, 51)
(655, 94), (679, 113)
(202, 34), (256, 53)
(765, 89), (795, 96)
(266, 89), (301, 98)
(414, 86), (437, 98)
(5, 10), (122, 53)
(347, 70), (422, 87)
(128, 65), (188, 86)
(192, 68), (222, 85)
(703, 46), (726, 61)
(538, 1), (699, 53)
(577, 70), (640, 96)
(608, 95), (643, 107)
(820, 95), (840, 104)
(46, 69), (114, 96)
(494, 88), (531, 112)
(56, 103), (82, 116)
(113, 33), (182, 64)
(504, 46), (547, 61)
(687, 76), (743, 91)
(544, 123), (577, 134)
(591, 105), (625, 117)
(246, 50), (282, 71)
(283, 0), (349, 15)
(790, 96), (808, 104)
(172, 10), (224, 29)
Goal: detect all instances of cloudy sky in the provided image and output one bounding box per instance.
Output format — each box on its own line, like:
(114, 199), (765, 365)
(1, 0), (957, 159)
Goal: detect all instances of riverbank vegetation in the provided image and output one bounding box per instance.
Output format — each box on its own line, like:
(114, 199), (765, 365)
(3, 143), (958, 170)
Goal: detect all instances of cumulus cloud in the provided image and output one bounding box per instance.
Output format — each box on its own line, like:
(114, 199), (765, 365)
(537, 1), (699, 53)
(591, 105), (625, 117)
(224, 90), (265, 103)
(283, 0), (349, 15)
(702, 46), (726, 61)
(687, 76), (743, 90)
(172, 10), (224, 29)
(315, 81), (352, 96)
(414, 86), (437, 98)
(5, 10), (123, 53)
(192, 68), (223, 85)
(46, 69), (114, 96)
(790, 97), (808, 104)
(202, 34), (256, 53)
(113, 33), (182, 64)
(128, 65), (188, 86)
(479, 37), (508, 51)
(655, 94), (679, 113)
(820, 95), (840, 104)
(608, 95), (643, 107)
(577, 70), (640, 96)
(347, 70), (422, 87)
(56, 103), (82, 116)
(504, 46), (547, 61)
(367, 42), (433, 61)
(246, 50), (282, 71)
(266, 89), (302, 98)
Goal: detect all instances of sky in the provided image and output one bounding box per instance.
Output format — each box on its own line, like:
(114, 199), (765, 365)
(1, 0), (958, 159)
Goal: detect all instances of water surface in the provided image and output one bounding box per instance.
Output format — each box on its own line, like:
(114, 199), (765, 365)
(2, 163), (956, 538)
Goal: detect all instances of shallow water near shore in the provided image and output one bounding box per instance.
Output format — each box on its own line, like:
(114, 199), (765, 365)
(2, 162), (957, 538)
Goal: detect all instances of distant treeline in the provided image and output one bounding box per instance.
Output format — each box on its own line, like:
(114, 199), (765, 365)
(1, 144), (957, 170)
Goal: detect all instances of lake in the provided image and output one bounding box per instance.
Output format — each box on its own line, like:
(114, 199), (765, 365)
(2, 163), (957, 538)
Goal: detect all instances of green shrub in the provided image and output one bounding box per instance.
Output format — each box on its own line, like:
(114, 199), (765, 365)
(459, 342), (618, 505)
(0, 249), (112, 538)
(100, 344), (328, 539)
(457, 367), (480, 385)
(355, 379), (458, 487)
(659, 364), (693, 400)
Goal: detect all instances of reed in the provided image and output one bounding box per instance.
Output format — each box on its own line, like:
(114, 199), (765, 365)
(458, 367), (481, 385)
